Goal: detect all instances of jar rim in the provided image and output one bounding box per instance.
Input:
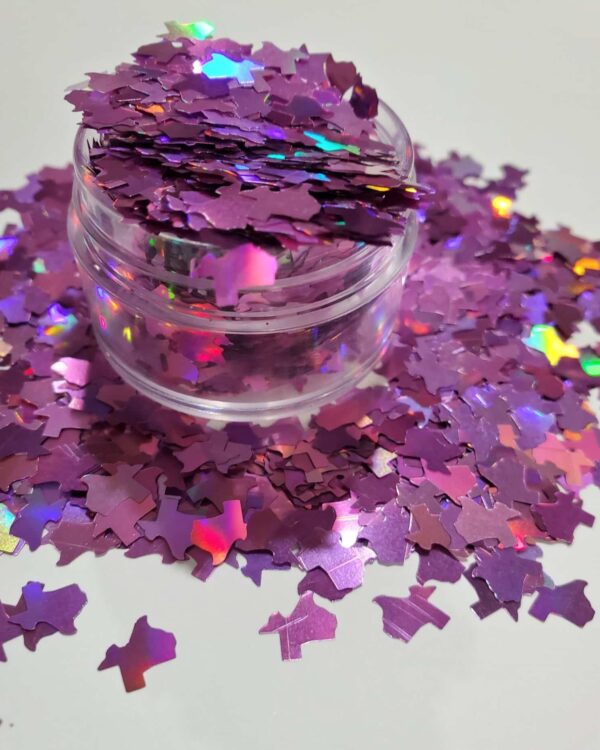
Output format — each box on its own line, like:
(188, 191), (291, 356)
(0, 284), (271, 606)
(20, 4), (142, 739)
(71, 100), (415, 295)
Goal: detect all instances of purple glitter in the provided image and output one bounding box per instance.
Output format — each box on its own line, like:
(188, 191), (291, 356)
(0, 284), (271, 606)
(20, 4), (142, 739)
(0, 25), (598, 678)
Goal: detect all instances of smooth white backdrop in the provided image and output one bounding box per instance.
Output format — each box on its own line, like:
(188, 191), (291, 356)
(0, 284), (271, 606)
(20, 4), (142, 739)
(1, 2), (599, 749)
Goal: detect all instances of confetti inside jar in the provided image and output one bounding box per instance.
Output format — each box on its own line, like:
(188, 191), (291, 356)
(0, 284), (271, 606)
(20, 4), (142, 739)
(67, 24), (421, 421)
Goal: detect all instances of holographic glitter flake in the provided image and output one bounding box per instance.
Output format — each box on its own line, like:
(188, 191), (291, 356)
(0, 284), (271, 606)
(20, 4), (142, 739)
(165, 19), (215, 40)
(191, 499), (247, 564)
(64, 24), (420, 292)
(98, 616), (177, 692)
(374, 586), (450, 642)
(10, 492), (64, 551)
(0, 505), (21, 554)
(9, 581), (87, 634)
(259, 592), (337, 660)
(201, 53), (264, 84)
(195, 243), (278, 307)
(528, 580), (595, 627)
(523, 324), (580, 366)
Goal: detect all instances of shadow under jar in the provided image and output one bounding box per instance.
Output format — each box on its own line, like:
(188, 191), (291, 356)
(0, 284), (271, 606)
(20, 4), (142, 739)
(68, 102), (417, 422)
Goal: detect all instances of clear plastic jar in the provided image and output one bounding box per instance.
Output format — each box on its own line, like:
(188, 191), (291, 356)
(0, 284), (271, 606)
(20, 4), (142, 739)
(68, 102), (417, 421)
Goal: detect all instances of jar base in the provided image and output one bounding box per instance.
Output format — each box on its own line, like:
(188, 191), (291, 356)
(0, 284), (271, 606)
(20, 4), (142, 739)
(98, 338), (388, 423)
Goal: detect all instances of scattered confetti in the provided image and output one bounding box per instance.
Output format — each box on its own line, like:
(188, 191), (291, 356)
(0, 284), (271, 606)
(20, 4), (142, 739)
(98, 616), (177, 692)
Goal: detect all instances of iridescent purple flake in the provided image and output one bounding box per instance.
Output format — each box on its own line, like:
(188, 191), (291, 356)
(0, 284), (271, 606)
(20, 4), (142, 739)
(259, 592), (337, 660)
(9, 581), (87, 635)
(374, 586), (450, 642)
(529, 580), (595, 627)
(98, 616), (177, 692)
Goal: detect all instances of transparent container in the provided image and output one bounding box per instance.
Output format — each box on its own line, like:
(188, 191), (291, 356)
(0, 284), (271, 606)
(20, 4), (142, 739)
(68, 102), (417, 422)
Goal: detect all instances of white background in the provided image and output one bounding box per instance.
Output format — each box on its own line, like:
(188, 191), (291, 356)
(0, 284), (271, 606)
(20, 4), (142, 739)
(1, 2), (600, 749)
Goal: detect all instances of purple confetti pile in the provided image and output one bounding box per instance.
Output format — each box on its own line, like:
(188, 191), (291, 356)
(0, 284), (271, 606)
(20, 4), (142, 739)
(1, 24), (600, 673)
(65, 23), (423, 267)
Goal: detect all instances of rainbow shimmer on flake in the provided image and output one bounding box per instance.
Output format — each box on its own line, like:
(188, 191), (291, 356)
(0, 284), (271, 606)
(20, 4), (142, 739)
(581, 355), (600, 377)
(523, 324), (579, 366)
(37, 303), (78, 344)
(0, 236), (18, 259)
(191, 499), (247, 565)
(491, 194), (513, 219)
(165, 19), (215, 40)
(0, 505), (20, 554)
(32, 258), (47, 274)
(304, 131), (361, 156)
(573, 257), (600, 276)
(199, 53), (263, 85)
(98, 616), (177, 692)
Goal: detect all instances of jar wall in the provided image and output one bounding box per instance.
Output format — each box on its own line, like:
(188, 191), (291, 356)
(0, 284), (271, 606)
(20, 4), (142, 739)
(72, 215), (413, 421)
(69, 100), (417, 421)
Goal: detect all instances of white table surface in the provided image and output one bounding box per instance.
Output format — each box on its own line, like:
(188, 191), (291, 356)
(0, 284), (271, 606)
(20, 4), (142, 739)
(1, 2), (600, 749)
